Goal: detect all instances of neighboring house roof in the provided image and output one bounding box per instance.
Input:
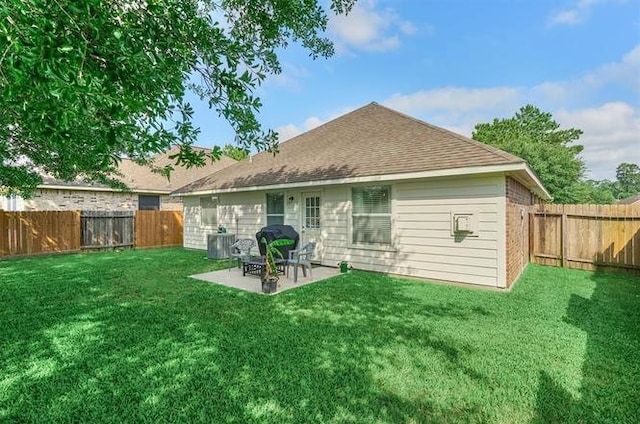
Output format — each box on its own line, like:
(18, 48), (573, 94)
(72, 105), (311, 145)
(39, 146), (237, 194)
(173, 102), (550, 199)
(617, 194), (640, 205)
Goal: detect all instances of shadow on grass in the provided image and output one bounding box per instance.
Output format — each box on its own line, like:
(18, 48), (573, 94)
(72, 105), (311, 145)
(531, 269), (640, 423)
(1, 252), (493, 423)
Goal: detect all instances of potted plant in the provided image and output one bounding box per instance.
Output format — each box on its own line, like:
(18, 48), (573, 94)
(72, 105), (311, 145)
(260, 237), (284, 294)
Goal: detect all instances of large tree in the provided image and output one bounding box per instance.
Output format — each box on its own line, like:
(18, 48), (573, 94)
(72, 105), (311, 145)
(614, 162), (640, 199)
(0, 0), (355, 195)
(472, 105), (585, 203)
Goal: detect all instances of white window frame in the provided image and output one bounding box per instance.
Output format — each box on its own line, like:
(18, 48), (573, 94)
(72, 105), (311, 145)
(200, 197), (218, 227)
(350, 185), (393, 246)
(304, 194), (321, 229)
(265, 192), (285, 226)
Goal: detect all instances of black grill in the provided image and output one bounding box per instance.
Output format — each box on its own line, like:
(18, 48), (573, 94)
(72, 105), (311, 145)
(255, 224), (299, 259)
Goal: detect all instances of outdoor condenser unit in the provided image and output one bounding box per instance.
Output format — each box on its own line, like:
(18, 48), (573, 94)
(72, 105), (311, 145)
(207, 233), (236, 259)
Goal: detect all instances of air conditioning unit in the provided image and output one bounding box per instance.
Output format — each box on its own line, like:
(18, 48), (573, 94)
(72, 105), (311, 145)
(207, 233), (236, 259)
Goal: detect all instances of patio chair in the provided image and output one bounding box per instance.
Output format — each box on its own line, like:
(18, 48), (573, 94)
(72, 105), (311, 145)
(229, 238), (256, 271)
(287, 242), (316, 283)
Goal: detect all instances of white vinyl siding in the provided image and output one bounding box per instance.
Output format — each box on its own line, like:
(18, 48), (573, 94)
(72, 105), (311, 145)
(322, 175), (504, 287)
(184, 191), (301, 250)
(183, 192), (264, 249)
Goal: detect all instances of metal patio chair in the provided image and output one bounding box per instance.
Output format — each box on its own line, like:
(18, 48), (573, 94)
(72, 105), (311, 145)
(229, 238), (256, 271)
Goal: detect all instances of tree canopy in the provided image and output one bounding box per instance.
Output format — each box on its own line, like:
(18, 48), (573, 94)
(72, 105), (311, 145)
(472, 105), (586, 203)
(614, 162), (640, 200)
(0, 0), (355, 195)
(221, 144), (249, 161)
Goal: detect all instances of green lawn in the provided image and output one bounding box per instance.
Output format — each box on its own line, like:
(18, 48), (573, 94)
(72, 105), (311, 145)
(1, 248), (638, 423)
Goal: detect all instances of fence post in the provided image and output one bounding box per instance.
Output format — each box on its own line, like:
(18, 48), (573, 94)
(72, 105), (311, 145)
(561, 204), (567, 268)
(528, 206), (534, 263)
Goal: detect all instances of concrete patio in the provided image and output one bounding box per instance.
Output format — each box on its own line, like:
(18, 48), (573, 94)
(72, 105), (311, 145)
(190, 264), (340, 294)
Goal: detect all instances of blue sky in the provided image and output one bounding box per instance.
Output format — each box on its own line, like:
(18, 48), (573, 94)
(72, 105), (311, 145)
(188, 0), (640, 180)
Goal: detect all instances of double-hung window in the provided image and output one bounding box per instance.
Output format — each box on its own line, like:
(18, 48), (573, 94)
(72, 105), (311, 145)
(200, 197), (218, 226)
(266, 192), (284, 226)
(352, 185), (391, 245)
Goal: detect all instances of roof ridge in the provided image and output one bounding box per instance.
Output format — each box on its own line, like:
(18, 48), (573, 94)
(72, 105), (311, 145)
(257, 102), (377, 154)
(374, 103), (524, 163)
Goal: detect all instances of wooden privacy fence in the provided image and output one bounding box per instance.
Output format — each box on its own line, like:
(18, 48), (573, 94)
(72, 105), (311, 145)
(530, 204), (640, 273)
(0, 211), (81, 257)
(135, 210), (183, 248)
(81, 211), (134, 249)
(0, 210), (183, 258)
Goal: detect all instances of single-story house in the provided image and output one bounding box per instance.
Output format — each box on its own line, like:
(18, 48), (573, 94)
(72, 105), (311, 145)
(617, 194), (640, 205)
(172, 103), (550, 288)
(1, 147), (236, 212)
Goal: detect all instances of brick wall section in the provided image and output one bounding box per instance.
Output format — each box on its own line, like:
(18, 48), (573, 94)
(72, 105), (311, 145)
(506, 177), (535, 205)
(23, 189), (184, 211)
(505, 177), (534, 287)
(25, 189), (138, 211)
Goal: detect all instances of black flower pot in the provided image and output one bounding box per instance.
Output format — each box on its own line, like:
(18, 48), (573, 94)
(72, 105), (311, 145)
(261, 272), (279, 294)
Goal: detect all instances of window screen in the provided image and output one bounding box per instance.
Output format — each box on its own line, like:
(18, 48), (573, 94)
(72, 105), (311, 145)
(266, 193), (284, 226)
(200, 197), (218, 226)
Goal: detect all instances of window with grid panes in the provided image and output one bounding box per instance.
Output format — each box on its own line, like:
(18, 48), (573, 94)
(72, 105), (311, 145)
(305, 196), (320, 228)
(351, 185), (391, 244)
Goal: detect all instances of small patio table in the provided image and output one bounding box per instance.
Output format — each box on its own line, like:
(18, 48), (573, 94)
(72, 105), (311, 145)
(242, 256), (287, 277)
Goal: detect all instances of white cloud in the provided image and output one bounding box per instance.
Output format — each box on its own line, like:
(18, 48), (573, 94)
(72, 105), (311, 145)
(276, 124), (302, 141)
(530, 43), (640, 108)
(549, 0), (601, 26)
(548, 0), (628, 26)
(587, 44), (640, 91)
(385, 45), (640, 179)
(385, 87), (522, 114)
(278, 46), (640, 179)
(277, 116), (325, 141)
(268, 63), (310, 91)
(329, 0), (417, 52)
(556, 103), (640, 179)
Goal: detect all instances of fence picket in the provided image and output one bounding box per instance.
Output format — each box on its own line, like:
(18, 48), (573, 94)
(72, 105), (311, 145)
(531, 203), (640, 274)
(0, 210), (183, 258)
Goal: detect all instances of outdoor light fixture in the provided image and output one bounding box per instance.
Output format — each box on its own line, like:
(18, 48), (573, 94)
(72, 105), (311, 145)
(288, 195), (295, 202)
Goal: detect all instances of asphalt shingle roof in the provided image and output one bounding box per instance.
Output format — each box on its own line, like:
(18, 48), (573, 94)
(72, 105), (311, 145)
(174, 102), (525, 194)
(41, 146), (236, 193)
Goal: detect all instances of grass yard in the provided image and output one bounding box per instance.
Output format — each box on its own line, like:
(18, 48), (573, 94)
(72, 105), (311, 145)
(1, 248), (638, 423)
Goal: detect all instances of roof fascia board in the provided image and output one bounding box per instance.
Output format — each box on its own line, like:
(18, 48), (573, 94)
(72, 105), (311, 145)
(521, 164), (552, 200)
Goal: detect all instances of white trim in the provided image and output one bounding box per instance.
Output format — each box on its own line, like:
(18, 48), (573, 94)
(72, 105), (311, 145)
(265, 191), (285, 226)
(515, 164), (551, 200)
(496, 178), (507, 289)
(172, 162), (550, 200)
